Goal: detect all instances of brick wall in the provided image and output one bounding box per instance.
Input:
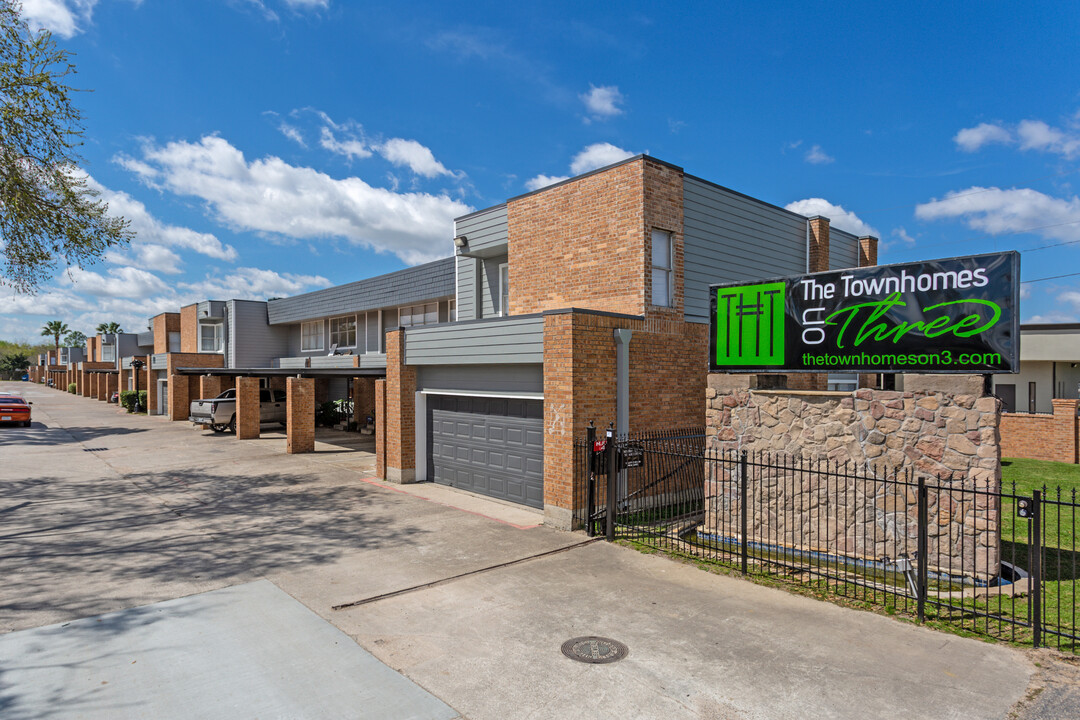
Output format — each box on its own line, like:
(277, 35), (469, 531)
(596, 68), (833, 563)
(165, 353), (225, 420)
(168, 374), (193, 420)
(236, 377), (260, 439)
(152, 313), (180, 353)
(542, 310), (708, 528)
(199, 375), (234, 400)
(87, 336), (98, 362)
(286, 377), (315, 453)
(508, 157), (650, 316)
(353, 377), (376, 425)
(808, 216), (829, 272)
(382, 330), (416, 482)
(180, 304), (198, 353)
(1000, 398), (1079, 463)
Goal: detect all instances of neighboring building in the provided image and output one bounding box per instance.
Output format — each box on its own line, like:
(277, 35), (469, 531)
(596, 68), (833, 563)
(992, 323), (1080, 414)
(378, 154), (877, 527)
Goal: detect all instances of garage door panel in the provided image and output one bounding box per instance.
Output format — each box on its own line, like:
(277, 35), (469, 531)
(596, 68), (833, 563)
(429, 395), (544, 509)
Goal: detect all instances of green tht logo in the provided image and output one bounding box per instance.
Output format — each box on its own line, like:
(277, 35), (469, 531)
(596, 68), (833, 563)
(715, 282), (785, 366)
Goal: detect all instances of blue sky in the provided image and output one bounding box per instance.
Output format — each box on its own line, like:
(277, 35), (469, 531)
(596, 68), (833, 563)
(4, 0), (1080, 341)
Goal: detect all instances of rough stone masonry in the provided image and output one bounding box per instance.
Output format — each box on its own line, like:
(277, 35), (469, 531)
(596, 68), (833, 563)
(704, 375), (1002, 579)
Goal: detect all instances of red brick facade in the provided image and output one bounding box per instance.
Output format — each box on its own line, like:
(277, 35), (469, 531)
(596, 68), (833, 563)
(152, 312), (181, 353)
(1000, 399), (1080, 464)
(286, 377), (316, 454)
(379, 330), (416, 483)
(180, 304), (198, 353)
(236, 377), (260, 439)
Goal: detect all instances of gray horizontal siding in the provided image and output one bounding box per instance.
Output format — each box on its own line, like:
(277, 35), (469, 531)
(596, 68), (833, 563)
(279, 357), (308, 369)
(454, 205), (507, 255)
(405, 316), (544, 365)
(136, 331), (154, 348)
(683, 176), (808, 323)
(309, 356), (356, 368)
(150, 353), (167, 370)
(359, 354), (387, 369)
(456, 257), (478, 321)
(417, 364), (543, 395)
(229, 300), (290, 368)
(830, 227), (860, 270)
(197, 300), (226, 319)
(267, 257), (455, 325)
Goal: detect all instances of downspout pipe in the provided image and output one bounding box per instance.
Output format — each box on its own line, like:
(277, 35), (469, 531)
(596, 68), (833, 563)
(614, 329), (633, 437)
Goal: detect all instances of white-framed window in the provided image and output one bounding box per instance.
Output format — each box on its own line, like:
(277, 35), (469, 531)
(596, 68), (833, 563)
(448, 298), (456, 323)
(499, 263), (509, 316)
(651, 229), (673, 308)
(399, 302), (439, 328)
(199, 323), (223, 353)
(101, 345), (116, 362)
(329, 315), (357, 348)
(301, 320), (324, 352)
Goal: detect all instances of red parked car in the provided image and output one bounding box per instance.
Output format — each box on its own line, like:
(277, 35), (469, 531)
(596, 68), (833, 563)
(0, 393), (32, 427)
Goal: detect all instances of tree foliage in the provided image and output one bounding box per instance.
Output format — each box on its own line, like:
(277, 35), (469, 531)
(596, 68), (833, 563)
(62, 329), (85, 346)
(0, 350), (28, 378)
(95, 321), (121, 334)
(1, 1), (132, 293)
(40, 318), (67, 349)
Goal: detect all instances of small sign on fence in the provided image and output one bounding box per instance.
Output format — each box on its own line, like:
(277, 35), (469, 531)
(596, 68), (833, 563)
(620, 444), (644, 469)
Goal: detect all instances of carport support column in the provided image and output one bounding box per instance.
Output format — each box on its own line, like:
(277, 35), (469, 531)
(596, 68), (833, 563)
(96, 374), (108, 401)
(200, 374), (230, 400)
(106, 373), (118, 403)
(352, 377), (375, 428)
(375, 379), (387, 479)
(236, 377), (261, 439)
(286, 376), (315, 454)
(168, 374), (192, 420)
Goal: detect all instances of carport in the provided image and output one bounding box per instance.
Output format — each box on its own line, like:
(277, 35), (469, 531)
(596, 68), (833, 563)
(175, 367), (383, 454)
(85, 368), (119, 403)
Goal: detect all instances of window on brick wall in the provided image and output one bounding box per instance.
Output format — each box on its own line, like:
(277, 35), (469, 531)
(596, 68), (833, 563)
(199, 323), (223, 353)
(329, 316), (357, 348)
(301, 320), (323, 352)
(651, 229), (673, 307)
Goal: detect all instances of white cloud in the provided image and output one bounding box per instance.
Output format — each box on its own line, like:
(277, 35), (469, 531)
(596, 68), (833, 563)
(284, 0), (329, 8)
(106, 244), (183, 275)
(882, 226), (918, 252)
(569, 142), (635, 174)
(372, 138), (455, 178)
(20, 0), (97, 38)
(784, 198), (879, 237)
(180, 267), (331, 300)
(319, 124), (371, 160)
(1027, 310), (1078, 324)
(1016, 119), (1080, 159)
(954, 122), (1013, 152)
(953, 116), (1080, 159)
(124, 135), (471, 264)
(90, 176), (238, 261)
(580, 84), (625, 121)
(279, 123), (306, 147)
(61, 266), (168, 299)
(915, 187), (1080, 242)
(524, 174), (570, 192)
(804, 144), (834, 165)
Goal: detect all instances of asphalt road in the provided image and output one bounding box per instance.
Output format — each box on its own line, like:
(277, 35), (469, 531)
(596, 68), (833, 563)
(1, 380), (1070, 719)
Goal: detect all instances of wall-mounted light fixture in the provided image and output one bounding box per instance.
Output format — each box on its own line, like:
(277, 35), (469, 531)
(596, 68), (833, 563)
(453, 235), (468, 249)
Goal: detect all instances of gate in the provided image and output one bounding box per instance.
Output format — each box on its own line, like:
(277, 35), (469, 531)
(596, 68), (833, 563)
(576, 427), (1079, 653)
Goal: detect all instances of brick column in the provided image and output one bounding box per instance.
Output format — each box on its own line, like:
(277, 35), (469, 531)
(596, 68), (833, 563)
(96, 374), (108, 401)
(199, 374), (232, 400)
(375, 379), (387, 479)
(168, 374), (193, 421)
(858, 235), (879, 268)
(353, 377), (376, 427)
(145, 368), (157, 415)
(808, 215), (830, 272)
(286, 377), (315, 454)
(82, 371), (91, 397)
(383, 330), (416, 483)
(236, 377), (261, 439)
(1053, 398), (1079, 464)
(106, 373), (118, 403)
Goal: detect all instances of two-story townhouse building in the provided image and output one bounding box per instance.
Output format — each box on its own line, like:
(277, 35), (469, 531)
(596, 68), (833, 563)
(377, 155), (878, 528)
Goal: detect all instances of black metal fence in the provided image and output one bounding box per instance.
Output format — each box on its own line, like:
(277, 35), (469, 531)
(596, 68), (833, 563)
(575, 432), (1079, 653)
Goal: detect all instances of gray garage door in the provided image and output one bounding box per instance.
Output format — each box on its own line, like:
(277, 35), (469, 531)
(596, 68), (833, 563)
(428, 395), (544, 508)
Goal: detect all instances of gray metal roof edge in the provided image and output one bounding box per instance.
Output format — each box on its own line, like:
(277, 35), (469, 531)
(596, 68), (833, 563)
(502, 154), (682, 205)
(454, 203), (508, 224)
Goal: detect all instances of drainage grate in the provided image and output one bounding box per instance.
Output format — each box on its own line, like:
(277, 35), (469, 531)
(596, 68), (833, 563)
(560, 636), (628, 664)
(83, 448), (107, 452)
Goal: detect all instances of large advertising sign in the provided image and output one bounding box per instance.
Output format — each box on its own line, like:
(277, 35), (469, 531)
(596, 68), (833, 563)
(709, 251), (1019, 374)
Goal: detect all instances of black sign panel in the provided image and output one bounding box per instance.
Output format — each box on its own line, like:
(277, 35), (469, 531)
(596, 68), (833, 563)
(709, 251), (1019, 374)
(620, 444), (644, 469)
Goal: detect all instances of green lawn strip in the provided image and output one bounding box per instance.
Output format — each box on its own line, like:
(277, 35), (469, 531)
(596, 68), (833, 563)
(1001, 457), (1080, 552)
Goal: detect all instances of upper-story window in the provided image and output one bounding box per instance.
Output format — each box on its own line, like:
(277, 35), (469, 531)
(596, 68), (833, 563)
(448, 299), (456, 323)
(651, 229), (673, 308)
(101, 345), (116, 363)
(200, 323), (223, 353)
(399, 302), (439, 327)
(301, 320), (324, 352)
(499, 263), (509, 316)
(329, 315), (357, 348)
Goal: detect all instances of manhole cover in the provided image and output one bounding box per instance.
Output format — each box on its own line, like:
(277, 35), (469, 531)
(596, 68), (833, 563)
(560, 636), (628, 664)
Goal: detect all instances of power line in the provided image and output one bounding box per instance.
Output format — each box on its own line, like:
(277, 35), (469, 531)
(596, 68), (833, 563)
(1021, 271), (1080, 285)
(858, 167), (1080, 215)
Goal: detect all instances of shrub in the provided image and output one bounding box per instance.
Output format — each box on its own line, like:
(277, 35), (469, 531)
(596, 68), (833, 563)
(67, 382), (77, 394)
(119, 390), (137, 412)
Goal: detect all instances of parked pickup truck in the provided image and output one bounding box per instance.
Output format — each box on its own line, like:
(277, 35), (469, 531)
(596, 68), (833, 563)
(189, 388), (287, 433)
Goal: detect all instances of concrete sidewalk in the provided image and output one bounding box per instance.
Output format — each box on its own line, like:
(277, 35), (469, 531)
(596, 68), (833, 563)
(0, 381), (1054, 718)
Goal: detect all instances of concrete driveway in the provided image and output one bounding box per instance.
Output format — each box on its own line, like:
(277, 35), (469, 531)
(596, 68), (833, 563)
(0, 381), (1060, 719)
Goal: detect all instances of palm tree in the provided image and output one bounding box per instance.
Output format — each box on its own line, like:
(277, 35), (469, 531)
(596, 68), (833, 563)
(95, 321), (122, 335)
(41, 320), (69, 353)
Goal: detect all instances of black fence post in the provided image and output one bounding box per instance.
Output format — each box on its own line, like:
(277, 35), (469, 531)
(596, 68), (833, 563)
(605, 425), (617, 542)
(1031, 489), (1043, 648)
(585, 422), (596, 537)
(917, 477), (928, 623)
(740, 450), (749, 575)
